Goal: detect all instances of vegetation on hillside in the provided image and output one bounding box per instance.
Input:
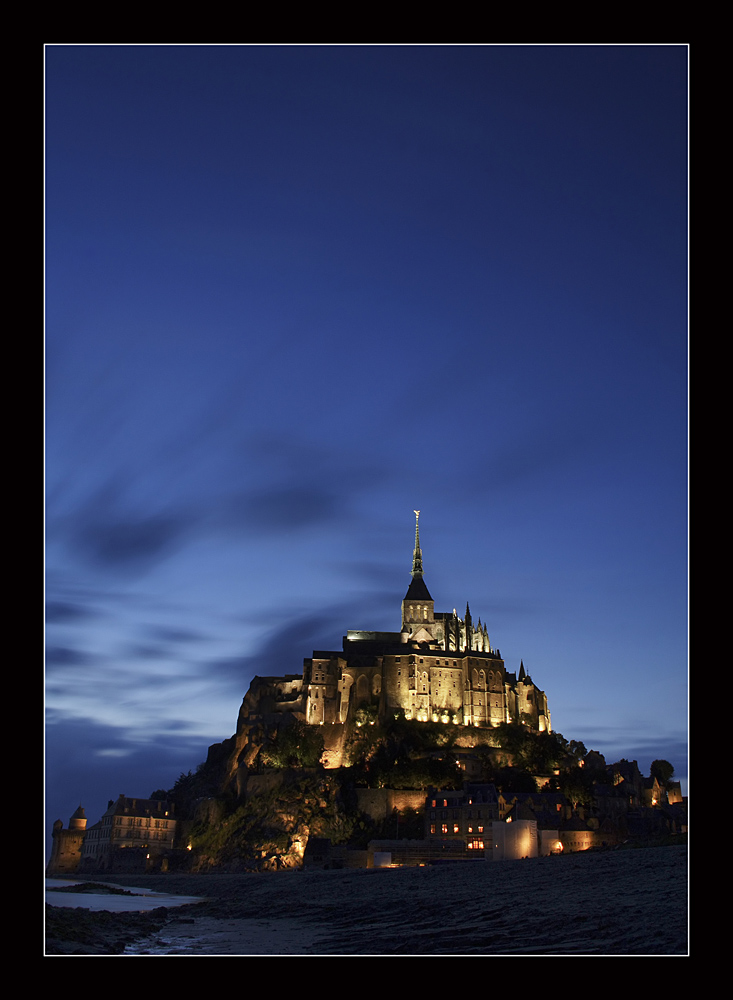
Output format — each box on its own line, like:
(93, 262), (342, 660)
(258, 718), (325, 769)
(151, 714), (679, 870)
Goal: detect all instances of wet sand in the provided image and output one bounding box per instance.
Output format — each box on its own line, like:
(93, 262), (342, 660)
(125, 915), (329, 955)
(48, 844), (688, 956)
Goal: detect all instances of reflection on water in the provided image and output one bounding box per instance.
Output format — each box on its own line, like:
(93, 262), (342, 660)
(45, 878), (206, 912)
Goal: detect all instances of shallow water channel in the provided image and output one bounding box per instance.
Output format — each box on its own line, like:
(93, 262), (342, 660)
(45, 878), (207, 912)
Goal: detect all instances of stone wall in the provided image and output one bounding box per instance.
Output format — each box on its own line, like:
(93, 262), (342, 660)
(356, 787), (426, 822)
(321, 723), (348, 769)
(241, 772), (290, 798)
(47, 828), (86, 874)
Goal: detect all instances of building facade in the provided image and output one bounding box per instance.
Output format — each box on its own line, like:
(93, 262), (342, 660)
(80, 794), (177, 871)
(425, 783), (500, 852)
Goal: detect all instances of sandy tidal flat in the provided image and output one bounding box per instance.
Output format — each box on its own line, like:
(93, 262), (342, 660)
(50, 845), (688, 956)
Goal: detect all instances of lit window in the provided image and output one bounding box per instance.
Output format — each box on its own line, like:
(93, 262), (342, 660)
(453, 824), (460, 834)
(441, 824), (448, 834)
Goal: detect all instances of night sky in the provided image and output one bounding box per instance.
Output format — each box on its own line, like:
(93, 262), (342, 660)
(45, 45), (688, 840)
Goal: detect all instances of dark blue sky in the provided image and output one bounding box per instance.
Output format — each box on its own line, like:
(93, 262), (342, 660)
(45, 45), (688, 835)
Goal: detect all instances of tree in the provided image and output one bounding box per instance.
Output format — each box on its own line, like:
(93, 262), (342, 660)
(524, 731), (568, 773)
(495, 767), (537, 794)
(650, 759), (675, 785)
(567, 740), (588, 762)
(260, 719), (325, 769)
(354, 704), (378, 727)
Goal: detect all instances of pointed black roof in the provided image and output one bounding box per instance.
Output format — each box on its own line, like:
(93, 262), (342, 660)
(404, 576), (433, 601)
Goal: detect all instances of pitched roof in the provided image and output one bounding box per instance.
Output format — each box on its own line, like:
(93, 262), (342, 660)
(404, 576), (433, 601)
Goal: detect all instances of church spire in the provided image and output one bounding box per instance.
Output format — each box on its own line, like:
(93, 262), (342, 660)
(403, 510), (432, 604)
(412, 510), (424, 578)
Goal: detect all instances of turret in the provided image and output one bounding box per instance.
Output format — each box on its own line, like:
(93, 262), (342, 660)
(69, 805), (87, 831)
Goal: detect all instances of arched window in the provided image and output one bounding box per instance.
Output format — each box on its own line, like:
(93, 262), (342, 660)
(356, 674), (370, 704)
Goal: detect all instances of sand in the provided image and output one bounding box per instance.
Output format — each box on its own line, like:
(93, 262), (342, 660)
(46, 844), (688, 956)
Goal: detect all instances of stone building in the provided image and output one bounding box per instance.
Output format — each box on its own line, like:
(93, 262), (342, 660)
(79, 794), (177, 871)
(237, 514), (550, 746)
(47, 805), (87, 874)
(425, 782), (500, 852)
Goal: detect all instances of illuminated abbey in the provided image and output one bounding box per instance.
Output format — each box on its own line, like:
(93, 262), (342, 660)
(238, 514), (550, 740)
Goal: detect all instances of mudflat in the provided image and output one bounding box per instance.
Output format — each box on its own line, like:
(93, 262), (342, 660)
(47, 844), (688, 956)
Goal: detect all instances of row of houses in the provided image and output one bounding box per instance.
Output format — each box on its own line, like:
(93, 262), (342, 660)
(302, 771), (687, 868)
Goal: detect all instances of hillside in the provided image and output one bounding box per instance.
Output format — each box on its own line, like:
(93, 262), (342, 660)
(154, 716), (681, 871)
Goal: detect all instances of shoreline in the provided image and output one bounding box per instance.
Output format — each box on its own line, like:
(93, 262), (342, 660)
(46, 843), (688, 956)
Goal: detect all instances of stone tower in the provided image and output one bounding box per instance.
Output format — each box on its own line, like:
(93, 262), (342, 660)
(47, 805), (88, 874)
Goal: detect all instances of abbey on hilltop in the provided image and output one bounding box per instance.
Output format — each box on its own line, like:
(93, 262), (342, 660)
(238, 514), (550, 737)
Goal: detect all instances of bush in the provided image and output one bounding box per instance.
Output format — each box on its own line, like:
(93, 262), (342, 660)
(259, 719), (325, 769)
